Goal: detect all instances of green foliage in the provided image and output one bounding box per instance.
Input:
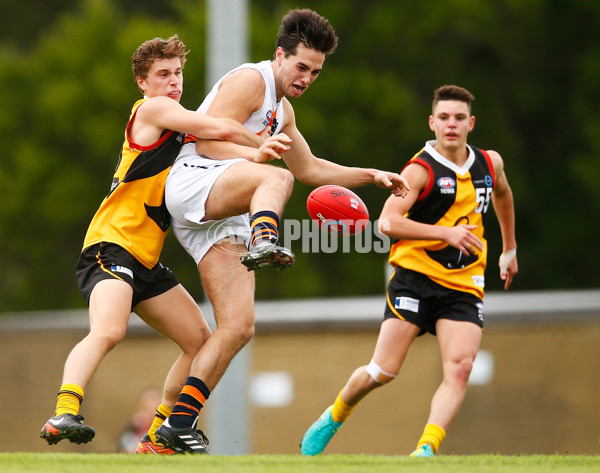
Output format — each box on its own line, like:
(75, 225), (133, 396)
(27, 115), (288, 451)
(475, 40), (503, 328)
(1, 0), (599, 310)
(0, 0), (186, 310)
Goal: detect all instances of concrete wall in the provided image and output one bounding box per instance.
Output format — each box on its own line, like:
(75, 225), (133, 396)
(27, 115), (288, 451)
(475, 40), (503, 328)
(1, 291), (599, 455)
(250, 324), (600, 455)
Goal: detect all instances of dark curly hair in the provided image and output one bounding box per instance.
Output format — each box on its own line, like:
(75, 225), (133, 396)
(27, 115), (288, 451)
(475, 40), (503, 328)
(275, 9), (338, 58)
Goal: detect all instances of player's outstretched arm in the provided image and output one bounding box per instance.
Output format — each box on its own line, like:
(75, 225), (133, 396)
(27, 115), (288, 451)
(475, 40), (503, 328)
(135, 95), (262, 147)
(279, 102), (409, 196)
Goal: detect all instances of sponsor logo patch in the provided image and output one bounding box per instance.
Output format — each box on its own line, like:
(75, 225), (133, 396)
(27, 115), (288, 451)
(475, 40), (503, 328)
(111, 265), (134, 280)
(472, 275), (485, 287)
(395, 296), (420, 313)
(476, 302), (484, 322)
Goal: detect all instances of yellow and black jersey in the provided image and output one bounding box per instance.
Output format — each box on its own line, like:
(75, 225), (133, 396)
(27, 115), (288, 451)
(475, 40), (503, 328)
(82, 99), (184, 269)
(389, 141), (496, 299)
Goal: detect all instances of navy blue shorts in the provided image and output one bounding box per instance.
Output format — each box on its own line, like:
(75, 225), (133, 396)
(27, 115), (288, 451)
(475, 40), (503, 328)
(383, 267), (484, 336)
(76, 242), (179, 310)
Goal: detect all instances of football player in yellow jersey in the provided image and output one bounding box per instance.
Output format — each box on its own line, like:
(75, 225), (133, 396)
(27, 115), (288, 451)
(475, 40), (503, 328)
(40, 35), (288, 453)
(301, 85), (518, 457)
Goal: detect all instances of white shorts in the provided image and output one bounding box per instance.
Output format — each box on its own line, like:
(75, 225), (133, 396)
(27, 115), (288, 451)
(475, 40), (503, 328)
(166, 148), (251, 264)
(171, 215), (251, 265)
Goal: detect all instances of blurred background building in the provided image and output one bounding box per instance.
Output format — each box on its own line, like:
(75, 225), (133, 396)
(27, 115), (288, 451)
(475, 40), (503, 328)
(1, 290), (599, 455)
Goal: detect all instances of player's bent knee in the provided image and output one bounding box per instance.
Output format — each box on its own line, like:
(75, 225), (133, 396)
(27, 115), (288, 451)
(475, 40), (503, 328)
(265, 166), (294, 190)
(366, 359), (396, 385)
(97, 325), (127, 349)
(219, 321), (255, 347)
(456, 359), (474, 384)
(237, 323), (255, 345)
(280, 168), (294, 188)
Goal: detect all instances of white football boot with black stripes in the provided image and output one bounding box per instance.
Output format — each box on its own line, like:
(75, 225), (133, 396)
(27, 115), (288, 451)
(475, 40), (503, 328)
(155, 417), (210, 454)
(241, 240), (295, 271)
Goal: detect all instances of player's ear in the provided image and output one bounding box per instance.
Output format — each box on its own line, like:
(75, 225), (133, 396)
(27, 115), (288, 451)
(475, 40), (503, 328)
(469, 115), (475, 131)
(136, 76), (146, 94)
(275, 47), (285, 63)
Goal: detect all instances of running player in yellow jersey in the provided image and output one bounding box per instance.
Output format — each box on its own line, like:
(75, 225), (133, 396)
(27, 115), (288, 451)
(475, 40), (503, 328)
(301, 85), (518, 457)
(39, 35), (287, 452)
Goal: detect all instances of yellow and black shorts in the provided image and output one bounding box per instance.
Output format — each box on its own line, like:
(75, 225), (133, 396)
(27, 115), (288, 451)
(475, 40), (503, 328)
(76, 242), (178, 310)
(384, 267), (484, 336)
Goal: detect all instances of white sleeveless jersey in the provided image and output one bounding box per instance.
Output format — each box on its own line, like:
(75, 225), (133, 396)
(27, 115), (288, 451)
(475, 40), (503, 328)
(199, 60), (284, 135)
(166, 61), (284, 263)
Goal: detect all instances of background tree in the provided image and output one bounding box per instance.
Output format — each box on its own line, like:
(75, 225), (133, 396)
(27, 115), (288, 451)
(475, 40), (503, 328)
(1, 0), (598, 311)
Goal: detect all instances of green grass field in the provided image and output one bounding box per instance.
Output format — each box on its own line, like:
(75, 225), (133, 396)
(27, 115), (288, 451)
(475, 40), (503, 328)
(1, 453), (599, 473)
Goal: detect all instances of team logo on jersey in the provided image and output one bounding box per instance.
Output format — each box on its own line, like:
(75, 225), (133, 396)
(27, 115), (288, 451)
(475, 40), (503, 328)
(263, 110), (273, 127)
(426, 244), (478, 269)
(270, 117), (279, 136)
(145, 201), (171, 232)
(437, 177), (456, 194)
(110, 177), (119, 193)
(263, 110), (279, 136)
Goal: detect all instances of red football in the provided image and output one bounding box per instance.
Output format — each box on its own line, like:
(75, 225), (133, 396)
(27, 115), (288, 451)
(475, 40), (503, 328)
(307, 185), (369, 235)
